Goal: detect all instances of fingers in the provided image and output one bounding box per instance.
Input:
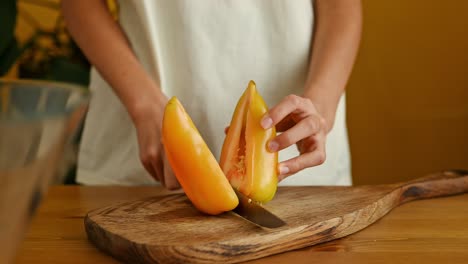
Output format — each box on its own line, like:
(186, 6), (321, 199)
(268, 115), (323, 152)
(142, 161), (158, 181)
(162, 152), (181, 190)
(142, 147), (180, 190)
(141, 146), (163, 182)
(275, 115), (296, 132)
(277, 131), (326, 181)
(261, 94), (314, 129)
(278, 149), (326, 181)
(258, 94), (329, 179)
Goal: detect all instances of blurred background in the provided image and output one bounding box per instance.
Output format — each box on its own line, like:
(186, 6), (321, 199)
(1, 0), (467, 185)
(1, 0), (91, 85)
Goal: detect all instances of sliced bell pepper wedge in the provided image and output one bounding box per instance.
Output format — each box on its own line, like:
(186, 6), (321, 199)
(220, 81), (278, 203)
(162, 97), (239, 215)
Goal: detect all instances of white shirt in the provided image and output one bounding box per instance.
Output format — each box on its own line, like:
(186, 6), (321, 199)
(77, 0), (352, 186)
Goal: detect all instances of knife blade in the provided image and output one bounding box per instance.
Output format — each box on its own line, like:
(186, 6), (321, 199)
(231, 189), (286, 228)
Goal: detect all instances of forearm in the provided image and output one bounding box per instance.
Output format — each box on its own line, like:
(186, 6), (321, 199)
(61, 0), (165, 123)
(303, 0), (362, 131)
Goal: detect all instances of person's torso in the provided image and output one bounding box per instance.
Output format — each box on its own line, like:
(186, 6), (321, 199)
(77, 0), (351, 186)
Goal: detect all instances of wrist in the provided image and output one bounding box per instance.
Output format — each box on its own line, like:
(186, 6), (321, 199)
(131, 97), (167, 125)
(126, 85), (168, 127)
(303, 84), (340, 133)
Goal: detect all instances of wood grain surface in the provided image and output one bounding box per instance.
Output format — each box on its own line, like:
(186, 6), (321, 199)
(15, 183), (468, 264)
(84, 170), (468, 263)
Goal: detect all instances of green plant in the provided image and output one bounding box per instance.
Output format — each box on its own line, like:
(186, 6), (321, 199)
(0, 0), (20, 75)
(0, 0), (90, 86)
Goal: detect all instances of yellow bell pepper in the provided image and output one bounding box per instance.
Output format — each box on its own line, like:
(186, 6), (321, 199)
(220, 81), (278, 203)
(162, 97), (239, 215)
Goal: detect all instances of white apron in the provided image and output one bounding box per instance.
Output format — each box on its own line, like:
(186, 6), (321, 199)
(77, 0), (352, 186)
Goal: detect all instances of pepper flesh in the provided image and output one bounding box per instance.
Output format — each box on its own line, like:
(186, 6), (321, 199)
(220, 81), (278, 203)
(162, 97), (239, 215)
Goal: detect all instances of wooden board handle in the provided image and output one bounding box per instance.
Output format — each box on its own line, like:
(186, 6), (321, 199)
(398, 169), (468, 204)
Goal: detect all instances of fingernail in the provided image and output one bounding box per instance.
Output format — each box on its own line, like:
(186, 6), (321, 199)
(268, 140), (279, 152)
(279, 165), (289, 176)
(261, 116), (273, 129)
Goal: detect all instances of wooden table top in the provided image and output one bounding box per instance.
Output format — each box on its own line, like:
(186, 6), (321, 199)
(15, 186), (468, 264)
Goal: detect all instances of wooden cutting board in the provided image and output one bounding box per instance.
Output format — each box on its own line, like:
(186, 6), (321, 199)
(85, 170), (468, 264)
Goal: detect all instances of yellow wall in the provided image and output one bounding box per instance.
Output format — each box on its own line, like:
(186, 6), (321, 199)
(347, 0), (468, 184)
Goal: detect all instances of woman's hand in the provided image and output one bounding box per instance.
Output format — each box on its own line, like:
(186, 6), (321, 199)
(133, 95), (180, 190)
(261, 94), (328, 181)
(62, 0), (180, 189)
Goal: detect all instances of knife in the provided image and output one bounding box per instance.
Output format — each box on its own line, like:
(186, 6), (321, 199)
(231, 189), (286, 228)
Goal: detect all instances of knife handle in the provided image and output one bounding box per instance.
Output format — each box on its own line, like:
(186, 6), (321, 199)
(397, 169), (468, 204)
